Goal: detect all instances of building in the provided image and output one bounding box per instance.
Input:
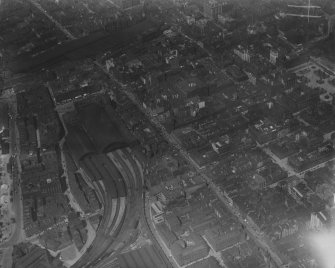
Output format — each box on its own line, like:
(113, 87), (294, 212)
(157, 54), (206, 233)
(12, 243), (65, 268)
(327, 14), (335, 36)
(287, 178), (307, 203)
(157, 223), (178, 249)
(248, 173), (266, 190)
(270, 49), (279, 65)
(204, 226), (243, 252)
(151, 202), (165, 224)
(165, 211), (181, 231)
(186, 16), (196, 25)
(281, 73), (297, 89)
(245, 70), (257, 85)
(171, 233), (209, 266)
(203, 0), (226, 20)
(190, 213), (218, 235)
(234, 46), (250, 63)
(308, 212), (325, 230)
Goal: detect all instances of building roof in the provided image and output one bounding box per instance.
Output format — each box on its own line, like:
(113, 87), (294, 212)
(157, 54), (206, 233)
(165, 212), (181, 229)
(65, 125), (96, 161)
(171, 232), (209, 258)
(187, 256), (221, 268)
(77, 103), (133, 153)
(118, 245), (168, 268)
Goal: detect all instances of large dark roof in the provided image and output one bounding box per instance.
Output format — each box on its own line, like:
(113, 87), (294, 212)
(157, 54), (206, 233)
(65, 125), (96, 161)
(65, 102), (136, 161)
(77, 103), (132, 154)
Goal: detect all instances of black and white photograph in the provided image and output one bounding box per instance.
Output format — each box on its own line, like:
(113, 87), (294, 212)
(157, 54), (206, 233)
(0, 0), (335, 267)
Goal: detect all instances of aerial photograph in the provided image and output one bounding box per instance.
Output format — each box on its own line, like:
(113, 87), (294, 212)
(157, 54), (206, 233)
(0, 0), (334, 267)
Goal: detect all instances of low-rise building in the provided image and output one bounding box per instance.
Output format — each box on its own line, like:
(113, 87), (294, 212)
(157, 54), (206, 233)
(204, 226), (243, 252)
(171, 233), (209, 266)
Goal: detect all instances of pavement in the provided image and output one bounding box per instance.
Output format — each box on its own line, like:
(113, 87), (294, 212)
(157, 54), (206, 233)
(0, 94), (24, 268)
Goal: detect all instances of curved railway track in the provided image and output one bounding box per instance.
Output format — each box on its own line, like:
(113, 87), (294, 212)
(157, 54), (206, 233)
(73, 154), (125, 268)
(73, 149), (142, 268)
